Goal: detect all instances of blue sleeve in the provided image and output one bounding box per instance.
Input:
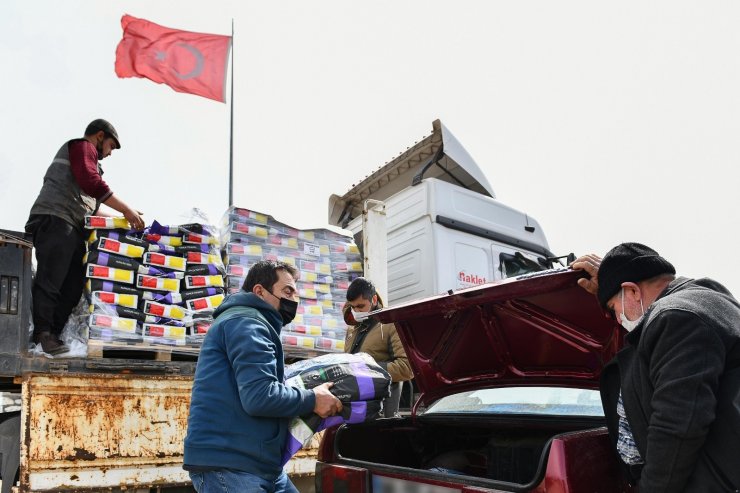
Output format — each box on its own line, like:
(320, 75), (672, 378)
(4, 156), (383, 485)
(223, 317), (316, 417)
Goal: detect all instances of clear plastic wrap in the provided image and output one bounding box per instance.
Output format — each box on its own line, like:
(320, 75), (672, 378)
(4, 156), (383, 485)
(29, 295), (90, 358)
(315, 337), (345, 351)
(280, 333), (316, 349)
(220, 206), (364, 356)
(226, 264), (248, 278)
(48, 208), (362, 360)
(225, 207), (269, 226)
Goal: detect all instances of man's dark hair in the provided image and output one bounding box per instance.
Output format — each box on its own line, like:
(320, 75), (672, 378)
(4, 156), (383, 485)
(346, 277), (376, 302)
(243, 260), (298, 293)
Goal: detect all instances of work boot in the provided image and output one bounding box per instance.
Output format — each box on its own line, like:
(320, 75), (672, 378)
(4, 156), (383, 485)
(33, 331), (70, 355)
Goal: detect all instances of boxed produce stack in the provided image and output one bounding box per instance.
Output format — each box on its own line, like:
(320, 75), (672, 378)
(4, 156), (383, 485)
(140, 221), (225, 348)
(84, 216), (225, 352)
(221, 207), (363, 354)
(316, 228), (363, 350)
(221, 207), (271, 296)
(180, 223), (227, 346)
(84, 216), (148, 345)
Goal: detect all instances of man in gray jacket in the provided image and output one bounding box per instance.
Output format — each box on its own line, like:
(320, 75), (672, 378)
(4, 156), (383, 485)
(26, 119), (144, 354)
(572, 243), (740, 492)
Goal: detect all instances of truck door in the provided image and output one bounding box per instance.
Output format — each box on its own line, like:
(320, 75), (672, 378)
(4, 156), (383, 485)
(452, 239), (493, 290)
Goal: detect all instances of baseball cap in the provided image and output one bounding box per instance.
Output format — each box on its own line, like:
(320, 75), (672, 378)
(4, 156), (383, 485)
(85, 119), (121, 149)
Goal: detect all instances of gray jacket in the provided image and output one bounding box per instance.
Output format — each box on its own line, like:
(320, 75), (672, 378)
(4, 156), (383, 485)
(601, 277), (740, 492)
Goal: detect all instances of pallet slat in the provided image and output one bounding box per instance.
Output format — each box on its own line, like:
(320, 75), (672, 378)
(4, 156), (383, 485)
(86, 339), (199, 361)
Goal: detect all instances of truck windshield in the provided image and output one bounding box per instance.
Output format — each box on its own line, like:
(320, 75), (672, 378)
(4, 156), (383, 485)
(424, 387), (604, 417)
(499, 252), (546, 278)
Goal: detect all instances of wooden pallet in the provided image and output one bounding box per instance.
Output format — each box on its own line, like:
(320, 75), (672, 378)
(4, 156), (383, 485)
(87, 338), (200, 362)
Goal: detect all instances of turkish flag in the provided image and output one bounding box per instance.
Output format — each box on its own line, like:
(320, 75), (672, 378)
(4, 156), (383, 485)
(115, 15), (232, 103)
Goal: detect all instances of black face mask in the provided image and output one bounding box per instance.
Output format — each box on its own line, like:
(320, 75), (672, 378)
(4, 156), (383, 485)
(265, 289), (298, 326)
(277, 297), (298, 326)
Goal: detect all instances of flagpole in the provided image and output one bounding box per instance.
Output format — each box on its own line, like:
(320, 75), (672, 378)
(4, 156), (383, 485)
(228, 18), (234, 208)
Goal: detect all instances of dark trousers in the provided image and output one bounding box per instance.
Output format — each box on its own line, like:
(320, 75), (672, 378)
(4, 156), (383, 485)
(383, 381), (403, 417)
(25, 215), (85, 337)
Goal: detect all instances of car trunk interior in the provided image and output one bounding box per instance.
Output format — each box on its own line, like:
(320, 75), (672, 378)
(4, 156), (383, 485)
(333, 415), (606, 488)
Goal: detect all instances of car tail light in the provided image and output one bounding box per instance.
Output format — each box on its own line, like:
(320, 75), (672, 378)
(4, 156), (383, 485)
(315, 463), (368, 493)
(317, 424), (341, 462)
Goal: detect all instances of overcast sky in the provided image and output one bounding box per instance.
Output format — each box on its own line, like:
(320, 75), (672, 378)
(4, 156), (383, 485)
(2, 1), (738, 297)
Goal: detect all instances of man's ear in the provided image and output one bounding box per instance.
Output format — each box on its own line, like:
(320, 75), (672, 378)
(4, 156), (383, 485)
(620, 281), (641, 300)
(371, 294), (378, 307)
(252, 284), (264, 296)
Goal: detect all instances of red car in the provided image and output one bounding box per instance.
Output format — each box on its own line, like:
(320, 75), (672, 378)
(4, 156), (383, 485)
(315, 269), (635, 493)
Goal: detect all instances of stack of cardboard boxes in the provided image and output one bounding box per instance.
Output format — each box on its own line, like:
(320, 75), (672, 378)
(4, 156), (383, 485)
(221, 207), (362, 353)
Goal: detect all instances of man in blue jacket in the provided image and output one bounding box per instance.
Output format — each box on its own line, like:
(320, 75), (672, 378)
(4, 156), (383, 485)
(184, 260), (342, 492)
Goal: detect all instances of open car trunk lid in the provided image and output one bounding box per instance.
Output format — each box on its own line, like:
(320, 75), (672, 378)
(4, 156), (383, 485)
(318, 269), (633, 492)
(373, 269), (623, 414)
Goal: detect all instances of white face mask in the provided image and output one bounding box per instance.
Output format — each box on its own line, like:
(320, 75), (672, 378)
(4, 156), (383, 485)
(351, 310), (370, 322)
(620, 287), (645, 332)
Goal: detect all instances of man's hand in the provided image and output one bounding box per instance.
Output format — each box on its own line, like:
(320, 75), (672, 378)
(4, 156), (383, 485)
(313, 382), (343, 418)
(103, 194), (145, 231)
(570, 254), (602, 295)
(123, 208), (145, 231)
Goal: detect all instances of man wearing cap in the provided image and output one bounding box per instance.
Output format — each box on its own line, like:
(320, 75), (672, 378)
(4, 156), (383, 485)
(26, 119), (145, 355)
(572, 243), (740, 492)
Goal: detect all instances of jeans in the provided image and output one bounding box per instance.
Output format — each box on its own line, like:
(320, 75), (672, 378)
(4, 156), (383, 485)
(189, 470), (298, 493)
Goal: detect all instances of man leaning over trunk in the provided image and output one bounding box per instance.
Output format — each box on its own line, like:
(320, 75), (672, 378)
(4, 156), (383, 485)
(572, 243), (740, 492)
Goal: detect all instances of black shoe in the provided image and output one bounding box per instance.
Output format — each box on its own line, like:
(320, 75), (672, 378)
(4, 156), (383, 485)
(33, 332), (70, 355)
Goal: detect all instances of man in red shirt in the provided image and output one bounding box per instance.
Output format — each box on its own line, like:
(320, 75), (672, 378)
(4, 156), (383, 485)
(26, 119), (145, 355)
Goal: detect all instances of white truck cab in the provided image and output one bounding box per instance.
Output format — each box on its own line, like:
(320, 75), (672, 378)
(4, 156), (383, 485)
(329, 119), (564, 306)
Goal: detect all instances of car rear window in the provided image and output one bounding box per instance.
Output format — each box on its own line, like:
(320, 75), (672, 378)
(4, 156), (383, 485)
(425, 387), (604, 417)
